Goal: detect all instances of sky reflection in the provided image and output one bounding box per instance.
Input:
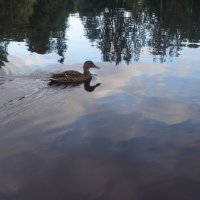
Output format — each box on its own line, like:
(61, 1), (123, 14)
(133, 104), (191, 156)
(1, 1), (200, 199)
(1, 59), (200, 199)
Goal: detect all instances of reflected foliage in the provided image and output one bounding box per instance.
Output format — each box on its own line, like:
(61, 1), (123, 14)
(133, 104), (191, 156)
(26, 0), (73, 63)
(0, 0), (73, 65)
(0, 0), (200, 65)
(80, 0), (200, 64)
(0, 41), (8, 67)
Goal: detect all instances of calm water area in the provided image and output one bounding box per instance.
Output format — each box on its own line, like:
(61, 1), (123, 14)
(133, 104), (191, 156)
(1, 0), (200, 199)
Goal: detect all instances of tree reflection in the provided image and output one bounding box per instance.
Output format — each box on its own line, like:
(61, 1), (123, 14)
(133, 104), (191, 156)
(81, 8), (137, 64)
(26, 0), (72, 63)
(0, 41), (9, 67)
(80, 0), (200, 64)
(0, 0), (200, 65)
(0, 0), (72, 65)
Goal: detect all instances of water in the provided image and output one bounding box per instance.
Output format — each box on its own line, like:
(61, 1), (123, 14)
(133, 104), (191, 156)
(1, 0), (200, 199)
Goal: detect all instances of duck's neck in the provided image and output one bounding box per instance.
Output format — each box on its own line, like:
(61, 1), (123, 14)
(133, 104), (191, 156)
(83, 68), (91, 76)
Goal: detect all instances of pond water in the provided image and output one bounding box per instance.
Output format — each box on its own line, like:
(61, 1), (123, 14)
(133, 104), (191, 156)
(1, 0), (200, 199)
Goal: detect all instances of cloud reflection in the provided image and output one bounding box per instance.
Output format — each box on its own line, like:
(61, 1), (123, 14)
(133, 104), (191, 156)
(1, 61), (200, 199)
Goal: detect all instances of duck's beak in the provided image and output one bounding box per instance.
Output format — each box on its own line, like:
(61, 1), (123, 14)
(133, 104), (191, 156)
(94, 65), (100, 69)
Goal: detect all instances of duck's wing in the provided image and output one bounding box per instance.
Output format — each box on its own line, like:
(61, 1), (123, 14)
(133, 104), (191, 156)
(51, 70), (82, 78)
(63, 70), (82, 76)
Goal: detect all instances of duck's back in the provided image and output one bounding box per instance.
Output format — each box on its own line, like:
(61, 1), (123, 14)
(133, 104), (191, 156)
(50, 70), (90, 83)
(51, 70), (82, 78)
(64, 70), (82, 76)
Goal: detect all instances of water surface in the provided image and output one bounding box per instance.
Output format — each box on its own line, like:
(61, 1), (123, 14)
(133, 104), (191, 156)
(1, 0), (200, 199)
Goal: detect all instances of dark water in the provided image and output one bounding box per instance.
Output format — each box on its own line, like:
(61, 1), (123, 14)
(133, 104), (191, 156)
(1, 0), (200, 199)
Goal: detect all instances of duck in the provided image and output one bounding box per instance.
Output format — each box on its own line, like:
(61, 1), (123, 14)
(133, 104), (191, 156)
(49, 61), (100, 84)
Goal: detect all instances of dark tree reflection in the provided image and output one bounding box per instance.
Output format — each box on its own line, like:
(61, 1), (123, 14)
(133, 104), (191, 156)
(26, 0), (73, 63)
(80, 0), (200, 64)
(0, 0), (37, 66)
(0, 0), (72, 65)
(0, 0), (200, 65)
(0, 41), (9, 67)
(81, 8), (137, 64)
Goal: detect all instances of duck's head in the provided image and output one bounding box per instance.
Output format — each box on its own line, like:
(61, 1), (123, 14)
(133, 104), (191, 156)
(83, 61), (100, 70)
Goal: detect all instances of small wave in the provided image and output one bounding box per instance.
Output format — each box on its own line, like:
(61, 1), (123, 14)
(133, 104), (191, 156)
(0, 75), (76, 126)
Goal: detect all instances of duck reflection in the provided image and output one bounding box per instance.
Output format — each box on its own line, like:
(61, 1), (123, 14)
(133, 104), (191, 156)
(49, 77), (101, 92)
(84, 79), (101, 92)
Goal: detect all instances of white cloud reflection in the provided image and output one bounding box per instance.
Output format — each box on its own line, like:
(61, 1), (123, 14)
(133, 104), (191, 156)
(1, 58), (200, 198)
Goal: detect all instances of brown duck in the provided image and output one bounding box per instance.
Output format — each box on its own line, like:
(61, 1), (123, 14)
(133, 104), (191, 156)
(49, 61), (100, 84)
